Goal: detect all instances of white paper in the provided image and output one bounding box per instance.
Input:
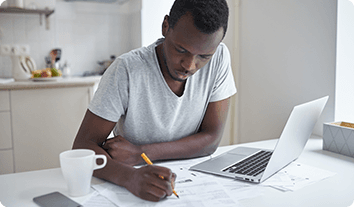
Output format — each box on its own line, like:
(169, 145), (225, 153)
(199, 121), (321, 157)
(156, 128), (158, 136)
(261, 162), (336, 191)
(86, 158), (337, 206)
(92, 179), (244, 207)
(84, 160), (334, 206)
(213, 176), (265, 200)
(82, 191), (118, 207)
(87, 157), (265, 207)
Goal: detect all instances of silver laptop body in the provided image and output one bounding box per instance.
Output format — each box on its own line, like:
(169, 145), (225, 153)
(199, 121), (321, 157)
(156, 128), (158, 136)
(190, 96), (329, 183)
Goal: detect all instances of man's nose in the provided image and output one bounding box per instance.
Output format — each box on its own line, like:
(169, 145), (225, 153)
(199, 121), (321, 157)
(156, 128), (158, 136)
(181, 54), (197, 71)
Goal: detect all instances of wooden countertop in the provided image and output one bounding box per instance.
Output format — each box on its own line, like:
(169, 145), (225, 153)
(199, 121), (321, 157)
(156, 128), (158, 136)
(0, 76), (101, 90)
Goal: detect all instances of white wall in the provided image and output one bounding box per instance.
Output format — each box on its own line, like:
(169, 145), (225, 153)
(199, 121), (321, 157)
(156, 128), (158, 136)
(0, 0), (338, 146)
(0, 0), (141, 77)
(336, 0), (354, 123)
(141, 0), (174, 47)
(219, 0), (236, 146)
(234, 0), (337, 143)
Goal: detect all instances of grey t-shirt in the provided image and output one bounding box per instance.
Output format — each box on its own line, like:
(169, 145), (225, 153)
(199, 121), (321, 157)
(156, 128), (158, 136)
(88, 39), (236, 145)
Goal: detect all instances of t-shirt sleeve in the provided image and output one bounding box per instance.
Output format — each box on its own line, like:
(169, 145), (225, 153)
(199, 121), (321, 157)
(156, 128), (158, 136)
(209, 43), (237, 102)
(88, 58), (129, 122)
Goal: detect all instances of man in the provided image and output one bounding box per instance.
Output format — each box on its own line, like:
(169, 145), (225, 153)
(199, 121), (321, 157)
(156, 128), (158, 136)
(73, 0), (236, 202)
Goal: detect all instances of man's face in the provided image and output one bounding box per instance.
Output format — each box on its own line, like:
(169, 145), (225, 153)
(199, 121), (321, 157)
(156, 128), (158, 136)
(162, 13), (224, 82)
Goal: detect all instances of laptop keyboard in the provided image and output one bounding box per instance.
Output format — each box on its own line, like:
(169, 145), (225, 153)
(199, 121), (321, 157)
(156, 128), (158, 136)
(222, 150), (273, 176)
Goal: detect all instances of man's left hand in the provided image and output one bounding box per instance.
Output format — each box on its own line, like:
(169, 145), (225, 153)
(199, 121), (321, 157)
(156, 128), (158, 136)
(102, 135), (143, 166)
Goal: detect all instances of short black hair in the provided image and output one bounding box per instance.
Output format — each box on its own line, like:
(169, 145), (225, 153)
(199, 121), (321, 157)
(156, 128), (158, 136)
(168, 0), (229, 38)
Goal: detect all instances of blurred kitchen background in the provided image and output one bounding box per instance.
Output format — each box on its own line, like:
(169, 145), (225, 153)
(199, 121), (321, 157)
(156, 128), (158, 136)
(0, 0), (163, 77)
(1, 0), (353, 174)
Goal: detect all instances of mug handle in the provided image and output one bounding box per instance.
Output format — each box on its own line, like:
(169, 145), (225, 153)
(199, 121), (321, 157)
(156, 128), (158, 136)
(93, 154), (107, 170)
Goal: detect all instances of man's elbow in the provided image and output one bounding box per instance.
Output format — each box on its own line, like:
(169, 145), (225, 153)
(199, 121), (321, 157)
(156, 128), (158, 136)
(204, 146), (218, 156)
(72, 139), (92, 150)
(203, 136), (221, 156)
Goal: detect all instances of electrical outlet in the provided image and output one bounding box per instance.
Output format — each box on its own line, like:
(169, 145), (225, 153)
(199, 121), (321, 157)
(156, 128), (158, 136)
(0, 44), (11, 55)
(0, 44), (31, 56)
(11, 45), (20, 56)
(19, 44), (30, 55)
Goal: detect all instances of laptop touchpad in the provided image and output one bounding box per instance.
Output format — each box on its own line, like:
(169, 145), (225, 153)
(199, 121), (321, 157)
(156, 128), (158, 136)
(227, 147), (261, 155)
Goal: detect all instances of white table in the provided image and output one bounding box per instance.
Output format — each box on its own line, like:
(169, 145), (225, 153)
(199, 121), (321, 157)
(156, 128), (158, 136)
(1, 137), (354, 207)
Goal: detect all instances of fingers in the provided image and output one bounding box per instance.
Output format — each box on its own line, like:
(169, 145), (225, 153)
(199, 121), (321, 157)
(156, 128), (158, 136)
(101, 140), (116, 158)
(144, 184), (168, 201)
(141, 165), (174, 199)
(126, 165), (178, 202)
(102, 136), (123, 150)
(129, 175), (167, 202)
(149, 165), (173, 181)
(101, 136), (143, 166)
(171, 173), (177, 189)
(146, 165), (173, 189)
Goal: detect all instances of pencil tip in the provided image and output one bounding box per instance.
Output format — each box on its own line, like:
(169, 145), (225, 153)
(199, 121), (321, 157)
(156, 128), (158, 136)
(177, 195), (180, 199)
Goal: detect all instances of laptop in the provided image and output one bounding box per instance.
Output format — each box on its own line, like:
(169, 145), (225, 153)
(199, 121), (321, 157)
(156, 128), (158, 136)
(190, 96), (329, 183)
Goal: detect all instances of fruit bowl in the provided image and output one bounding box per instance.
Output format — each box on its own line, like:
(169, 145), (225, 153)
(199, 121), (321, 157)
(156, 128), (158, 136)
(31, 68), (62, 81)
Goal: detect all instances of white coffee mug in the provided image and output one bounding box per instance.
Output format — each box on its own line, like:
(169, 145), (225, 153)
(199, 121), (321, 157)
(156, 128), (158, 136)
(59, 149), (107, 197)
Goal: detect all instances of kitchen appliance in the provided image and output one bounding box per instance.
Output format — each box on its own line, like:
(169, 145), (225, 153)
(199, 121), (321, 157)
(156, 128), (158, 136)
(97, 55), (116, 75)
(45, 48), (61, 69)
(49, 48), (61, 69)
(11, 55), (36, 81)
(0, 45), (37, 81)
(84, 55), (116, 76)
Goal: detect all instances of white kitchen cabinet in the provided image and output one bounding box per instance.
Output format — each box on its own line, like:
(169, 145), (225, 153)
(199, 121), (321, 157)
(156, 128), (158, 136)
(0, 112), (12, 149)
(0, 91), (12, 149)
(0, 90), (14, 174)
(0, 150), (14, 174)
(11, 87), (90, 172)
(0, 90), (10, 111)
(0, 77), (100, 174)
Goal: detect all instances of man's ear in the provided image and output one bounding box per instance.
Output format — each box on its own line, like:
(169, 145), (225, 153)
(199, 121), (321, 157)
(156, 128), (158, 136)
(162, 15), (169, 37)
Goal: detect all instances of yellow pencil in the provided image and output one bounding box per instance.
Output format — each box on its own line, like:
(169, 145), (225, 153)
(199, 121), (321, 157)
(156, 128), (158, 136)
(141, 153), (179, 198)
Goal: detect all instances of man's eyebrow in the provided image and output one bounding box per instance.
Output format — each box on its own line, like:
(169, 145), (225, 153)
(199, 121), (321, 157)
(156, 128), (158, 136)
(177, 45), (188, 51)
(200, 53), (213, 57)
(178, 45), (213, 56)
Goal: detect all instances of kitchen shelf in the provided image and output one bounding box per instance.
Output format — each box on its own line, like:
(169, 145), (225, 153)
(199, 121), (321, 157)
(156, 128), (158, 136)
(0, 8), (55, 30)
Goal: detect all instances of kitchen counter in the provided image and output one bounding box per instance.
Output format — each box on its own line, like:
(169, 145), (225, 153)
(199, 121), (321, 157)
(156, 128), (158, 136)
(0, 76), (101, 90)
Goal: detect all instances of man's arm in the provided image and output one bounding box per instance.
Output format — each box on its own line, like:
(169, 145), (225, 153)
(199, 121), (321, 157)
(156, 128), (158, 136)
(104, 97), (231, 164)
(72, 110), (175, 201)
(143, 97), (231, 160)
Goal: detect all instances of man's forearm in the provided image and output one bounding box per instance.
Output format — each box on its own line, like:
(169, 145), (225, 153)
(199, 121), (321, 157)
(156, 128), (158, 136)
(140, 130), (222, 162)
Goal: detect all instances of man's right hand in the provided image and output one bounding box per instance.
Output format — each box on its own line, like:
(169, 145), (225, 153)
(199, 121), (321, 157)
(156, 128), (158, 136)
(125, 165), (177, 202)
(73, 110), (177, 201)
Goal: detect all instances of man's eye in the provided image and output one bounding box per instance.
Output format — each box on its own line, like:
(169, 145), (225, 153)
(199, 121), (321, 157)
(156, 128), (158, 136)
(199, 55), (211, 60)
(176, 48), (186, 53)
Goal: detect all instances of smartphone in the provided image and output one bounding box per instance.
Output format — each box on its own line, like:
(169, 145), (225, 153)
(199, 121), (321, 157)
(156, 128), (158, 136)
(33, 191), (82, 207)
